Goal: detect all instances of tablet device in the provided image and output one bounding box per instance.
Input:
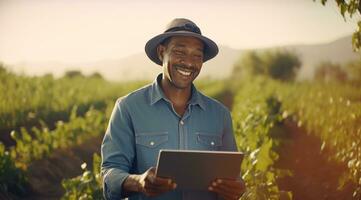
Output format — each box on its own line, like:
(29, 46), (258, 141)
(155, 149), (243, 191)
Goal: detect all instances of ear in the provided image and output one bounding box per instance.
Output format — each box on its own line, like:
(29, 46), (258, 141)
(157, 45), (165, 62)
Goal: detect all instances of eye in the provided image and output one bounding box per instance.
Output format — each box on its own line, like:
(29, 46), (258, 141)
(193, 54), (203, 59)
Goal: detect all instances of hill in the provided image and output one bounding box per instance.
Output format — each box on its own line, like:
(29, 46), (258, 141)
(7, 35), (360, 81)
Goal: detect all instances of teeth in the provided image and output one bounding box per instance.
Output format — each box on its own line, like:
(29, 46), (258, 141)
(177, 69), (191, 76)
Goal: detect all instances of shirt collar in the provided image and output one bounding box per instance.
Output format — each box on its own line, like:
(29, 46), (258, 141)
(149, 73), (206, 110)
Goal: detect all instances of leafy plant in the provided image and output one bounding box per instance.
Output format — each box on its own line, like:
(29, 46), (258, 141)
(0, 142), (27, 197)
(315, 0), (361, 51)
(62, 154), (103, 200)
(232, 77), (291, 200)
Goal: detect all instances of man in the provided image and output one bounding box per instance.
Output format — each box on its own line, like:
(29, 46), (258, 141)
(101, 18), (245, 200)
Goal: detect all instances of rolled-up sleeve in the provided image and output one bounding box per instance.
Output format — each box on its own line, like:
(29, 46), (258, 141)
(101, 98), (135, 200)
(220, 109), (237, 151)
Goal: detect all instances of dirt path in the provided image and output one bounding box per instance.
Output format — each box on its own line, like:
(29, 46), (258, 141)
(221, 89), (356, 199)
(24, 135), (103, 200)
(275, 120), (355, 200)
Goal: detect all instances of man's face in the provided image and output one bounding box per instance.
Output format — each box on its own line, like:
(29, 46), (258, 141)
(158, 36), (204, 89)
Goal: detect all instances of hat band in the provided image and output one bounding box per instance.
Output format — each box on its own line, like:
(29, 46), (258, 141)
(165, 24), (201, 34)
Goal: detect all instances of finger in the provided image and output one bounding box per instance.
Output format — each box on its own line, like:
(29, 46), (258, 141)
(153, 176), (174, 185)
(217, 179), (244, 188)
(214, 178), (244, 190)
(144, 183), (176, 197)
(145, 168), (157, 182)
(135, 181), (146, 193)
(146, 170), (173, 186)
(146, 176), (175, 188)
(212, 182), (241, 197)
(144, 181), (177, 191)
(209, 181), (243, 200)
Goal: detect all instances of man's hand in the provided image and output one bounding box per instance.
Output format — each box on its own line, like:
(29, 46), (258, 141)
(122, 167), (177, 197)
(208, 178), (246, 200)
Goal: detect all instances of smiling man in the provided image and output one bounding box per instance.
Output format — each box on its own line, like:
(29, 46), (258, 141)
(101, 18), (245, 200)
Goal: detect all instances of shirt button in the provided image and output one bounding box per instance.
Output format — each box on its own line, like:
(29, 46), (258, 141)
(180, 120), (184, 125)
(150, 141), (155, 146)
(211, 141), (215, 146)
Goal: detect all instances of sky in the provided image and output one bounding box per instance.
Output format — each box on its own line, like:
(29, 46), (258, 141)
(0, 0), (359, 65)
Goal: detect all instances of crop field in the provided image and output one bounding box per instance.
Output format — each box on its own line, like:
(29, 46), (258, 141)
(0, 66), (360, 200)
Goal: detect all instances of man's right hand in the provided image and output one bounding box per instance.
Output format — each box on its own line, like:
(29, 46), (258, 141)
(122, 167), (177, 197)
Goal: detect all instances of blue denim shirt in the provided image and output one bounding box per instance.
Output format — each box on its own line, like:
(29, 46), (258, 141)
(101, 74), (237, 200)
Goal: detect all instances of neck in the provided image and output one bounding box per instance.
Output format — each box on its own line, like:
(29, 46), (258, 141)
(160, 78), (192, 107)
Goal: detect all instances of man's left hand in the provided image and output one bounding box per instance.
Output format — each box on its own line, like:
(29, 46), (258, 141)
(208, 178), (246, 200)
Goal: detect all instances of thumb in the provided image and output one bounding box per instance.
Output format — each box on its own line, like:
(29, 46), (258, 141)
(146, 167), (156, 183)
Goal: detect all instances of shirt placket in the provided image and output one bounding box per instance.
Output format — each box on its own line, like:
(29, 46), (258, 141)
(179, 105), (192, 150)
(180, 105), (192, 200)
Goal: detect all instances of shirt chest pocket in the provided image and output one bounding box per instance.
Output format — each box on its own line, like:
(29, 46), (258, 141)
(135, 132), (169, 148)
(196, 132), (222, 150)
(135, 132), (169, 171)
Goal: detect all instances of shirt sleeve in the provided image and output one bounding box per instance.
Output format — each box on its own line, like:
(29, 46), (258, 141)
(101, 98), (135, 200)
(220, 109), (238, 151)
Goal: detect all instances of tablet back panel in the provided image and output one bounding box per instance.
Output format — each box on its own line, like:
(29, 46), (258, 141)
(156, 150), (243, 191)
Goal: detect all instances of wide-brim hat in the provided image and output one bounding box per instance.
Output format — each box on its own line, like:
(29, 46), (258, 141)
(145, 18), (219, 66)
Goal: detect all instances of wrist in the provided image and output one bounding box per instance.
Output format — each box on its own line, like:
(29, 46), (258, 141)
(122, 174), (143, 194)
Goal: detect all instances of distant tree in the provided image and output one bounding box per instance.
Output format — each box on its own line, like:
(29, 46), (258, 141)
(345, 59), (361, 85)
(0, 62), (7, 74)
(315, 0), (361, 51)
(233, 51), (264, 78)
(314, 61), (347, 83)
(262, 50), (301, 81)
(89, 72), (103, 79)
(64, 70), (84, 78)
(43, 73), (54, 79)
(232, 49), (301, 82)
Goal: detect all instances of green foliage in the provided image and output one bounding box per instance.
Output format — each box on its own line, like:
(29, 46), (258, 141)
(263, 50), (301, 81)
(233, 51), (264, 78)
(2, 97), (134, 198)
(251, 77), (361, 199)
(315, 0), (361, 51)
(345, 59), (361, 86)
(0, 63), (7, 75)
(62, 154), (104, 200)
(195, 79), (227, 98)
(314, 61), (348, 83)
(0, 142), (27, 196)
(0, 68), (145, 130)
(9, 103), (112, 168)
(233, 50), (301, 82)
(232, 77), (290, 200)
(64, 70), (85, 78)
(234, 76), (361, 199)
(318, 0), (360, 18)
(89, 72), (104, 79)
(278, 82), (361, 199)
(0, 69), (145, 198)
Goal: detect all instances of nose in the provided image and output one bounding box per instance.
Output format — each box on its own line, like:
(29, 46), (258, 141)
(180, 56), (196, 68)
